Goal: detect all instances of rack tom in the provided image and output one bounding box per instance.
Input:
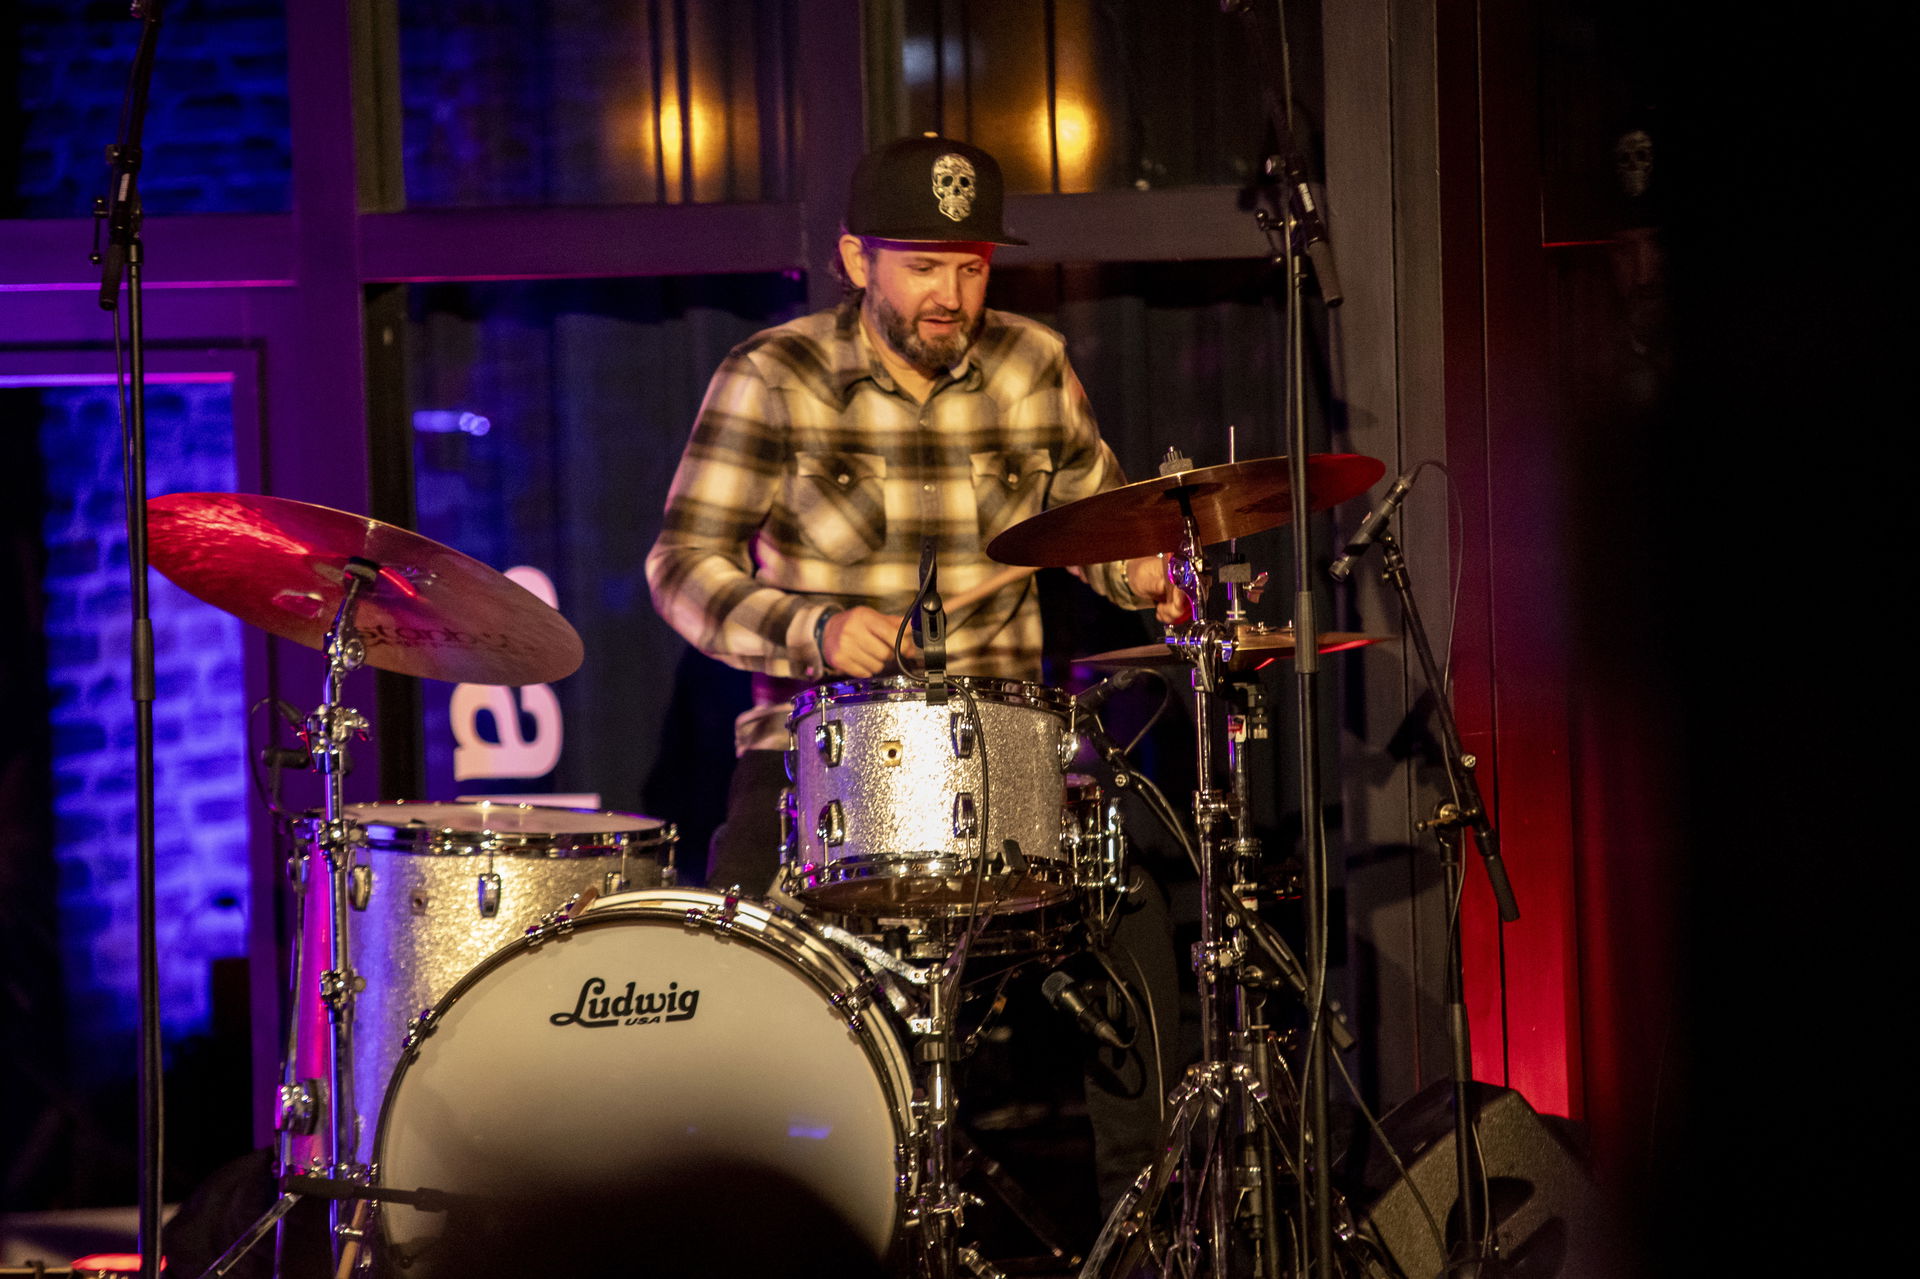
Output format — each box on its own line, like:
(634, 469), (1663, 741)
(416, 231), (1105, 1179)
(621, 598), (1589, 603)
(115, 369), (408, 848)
(780, 677), (1079, 916)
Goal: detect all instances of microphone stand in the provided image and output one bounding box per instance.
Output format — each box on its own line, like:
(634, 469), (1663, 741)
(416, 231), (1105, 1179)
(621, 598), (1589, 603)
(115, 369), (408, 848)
(91, 7), (167, 1279)
(1371, 529), (1519, 1275)
(1226, 0), (1343, 1269)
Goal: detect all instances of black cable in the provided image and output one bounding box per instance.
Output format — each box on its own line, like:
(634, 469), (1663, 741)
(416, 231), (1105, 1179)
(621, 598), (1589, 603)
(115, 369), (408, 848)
(1326, 1031), (1449, 1261)
(1120, 667), (1172, 756)
(889, 556), (994, 980)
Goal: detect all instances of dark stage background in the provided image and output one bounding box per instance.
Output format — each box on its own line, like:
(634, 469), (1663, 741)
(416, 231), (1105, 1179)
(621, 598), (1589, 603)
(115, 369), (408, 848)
(1, 1), (1877, 1273)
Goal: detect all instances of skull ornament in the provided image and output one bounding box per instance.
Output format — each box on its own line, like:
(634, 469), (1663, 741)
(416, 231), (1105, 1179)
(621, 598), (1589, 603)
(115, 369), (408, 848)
(1613, 129), (1653, 199)
(931, 153), (976, 222)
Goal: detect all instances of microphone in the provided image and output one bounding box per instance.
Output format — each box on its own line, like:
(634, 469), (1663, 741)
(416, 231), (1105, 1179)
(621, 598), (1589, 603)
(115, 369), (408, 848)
(1041, 970), (1128, 1051)
(913, 539), (947, 702)
(1074, 668), (1144, 716)
(1328, 468), (1419, 582)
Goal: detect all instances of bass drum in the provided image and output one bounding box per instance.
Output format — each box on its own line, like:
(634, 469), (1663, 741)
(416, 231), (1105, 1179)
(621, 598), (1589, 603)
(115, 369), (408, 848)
(288, 800), (673, 1171)
(372, 889), (914, 1275)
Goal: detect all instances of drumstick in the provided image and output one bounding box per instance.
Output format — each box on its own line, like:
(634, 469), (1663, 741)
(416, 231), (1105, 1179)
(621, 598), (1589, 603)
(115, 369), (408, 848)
(943, 565), (1038, 613)
(334, 1197), (372, 1279)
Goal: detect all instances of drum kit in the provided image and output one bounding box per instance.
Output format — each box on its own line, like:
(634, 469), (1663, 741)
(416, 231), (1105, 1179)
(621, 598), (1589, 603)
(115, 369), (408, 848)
(147, 447), (1400, 1279)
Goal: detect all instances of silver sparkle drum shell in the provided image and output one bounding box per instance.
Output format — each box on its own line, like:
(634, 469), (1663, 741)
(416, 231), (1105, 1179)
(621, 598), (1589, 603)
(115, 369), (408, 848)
(291, 800), (673, 1167)
(781, 677), (1077, 917)
(371, 889), (912, 1271)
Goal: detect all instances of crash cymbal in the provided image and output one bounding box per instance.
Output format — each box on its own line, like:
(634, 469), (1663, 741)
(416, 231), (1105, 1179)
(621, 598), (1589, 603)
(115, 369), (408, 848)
(148, 492), (583, 685)
(987, 453), (1385, 568)
(1082, 624), (1392, 671)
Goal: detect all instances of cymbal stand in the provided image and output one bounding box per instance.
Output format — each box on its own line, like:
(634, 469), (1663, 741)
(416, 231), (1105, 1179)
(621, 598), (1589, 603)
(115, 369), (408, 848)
(1080, 502), (1305, 1279)
(203, 560), (377, 1279)
(305, 558), (377, 1261)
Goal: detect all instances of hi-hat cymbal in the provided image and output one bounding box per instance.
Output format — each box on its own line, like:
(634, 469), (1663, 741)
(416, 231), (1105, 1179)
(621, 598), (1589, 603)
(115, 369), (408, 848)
(987, 453), (1385, 568)
(148, 492), (583, 685)
(1082, 624), (1393, 671)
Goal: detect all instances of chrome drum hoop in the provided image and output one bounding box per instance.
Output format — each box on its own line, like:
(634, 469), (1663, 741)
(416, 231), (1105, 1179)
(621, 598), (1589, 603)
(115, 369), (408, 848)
(372, 889), (917, 1274)
(788, 674), (1072, 721)
(309, 798), (676, 859)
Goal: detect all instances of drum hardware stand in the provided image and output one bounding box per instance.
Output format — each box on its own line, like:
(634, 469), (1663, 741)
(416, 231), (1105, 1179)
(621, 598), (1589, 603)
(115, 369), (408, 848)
(951, 1129), (1085, 1274)
(1082, 469), (1384, 1276)
(1080, 505), (1299, 1279)
(1362, 530), (1520, 1276)
(205, 561), (382, 1279)
(196, 1174), (467, 1279)
(908, 946), (971, 1279)
(1229, 0), (1351, 1263)
(814, 901), (1086, 1277)
(91, 6), (166, 1276)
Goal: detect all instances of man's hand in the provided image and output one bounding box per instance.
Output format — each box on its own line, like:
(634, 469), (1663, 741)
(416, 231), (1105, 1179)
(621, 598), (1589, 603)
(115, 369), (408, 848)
(1125, 555), (1192, 625)
(822, 606), (914, 677)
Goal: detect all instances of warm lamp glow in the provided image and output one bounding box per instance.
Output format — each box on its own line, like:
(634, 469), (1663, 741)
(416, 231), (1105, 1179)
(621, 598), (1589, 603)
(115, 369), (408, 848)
(651, 95), (719, 200)
(1033, 96), (1098, 192)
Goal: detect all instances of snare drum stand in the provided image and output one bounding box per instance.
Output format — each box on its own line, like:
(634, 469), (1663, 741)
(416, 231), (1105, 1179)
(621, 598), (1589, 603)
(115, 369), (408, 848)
(907, 926), (986, 1279)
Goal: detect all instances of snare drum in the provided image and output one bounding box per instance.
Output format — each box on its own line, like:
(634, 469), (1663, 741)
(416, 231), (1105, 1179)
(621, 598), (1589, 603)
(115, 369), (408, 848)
(780, 677), (1079, 917)
(288, 801), (674, 1166)
(373, 888), (914, 1273)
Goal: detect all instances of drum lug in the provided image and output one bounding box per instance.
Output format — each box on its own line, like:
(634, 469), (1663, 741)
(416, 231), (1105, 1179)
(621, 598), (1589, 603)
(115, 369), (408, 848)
(346, 863), (372, 911)
(816, 800), (846, 848)
(660, 823), (680, 885)
(1057, 730), (1080, 769)
(814, 719), (844, 767)
(949, 712), (975, 758)
(476, 871), (502, 918)
(951, 793), (977, 840)
(1104, 799), (1128, 888)
(777, 788), (798, 861)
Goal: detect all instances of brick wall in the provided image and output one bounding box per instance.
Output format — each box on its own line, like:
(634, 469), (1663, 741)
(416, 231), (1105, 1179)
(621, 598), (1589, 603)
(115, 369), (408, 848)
(8, 0), (290, 217)
(36, 383), (249, 1068)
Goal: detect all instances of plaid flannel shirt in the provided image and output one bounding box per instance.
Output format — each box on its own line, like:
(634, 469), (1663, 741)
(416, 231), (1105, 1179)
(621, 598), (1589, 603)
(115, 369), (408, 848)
(645, 300), (1150, 752)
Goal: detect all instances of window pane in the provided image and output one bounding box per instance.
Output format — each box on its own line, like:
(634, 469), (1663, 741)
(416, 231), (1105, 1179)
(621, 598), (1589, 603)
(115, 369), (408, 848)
(5, 1), (292, 217)
(898, 0), (1291, 193)
(399, 0), (792, 208)
(400, 275), (807, 868)
(10, 381), (249, 1063)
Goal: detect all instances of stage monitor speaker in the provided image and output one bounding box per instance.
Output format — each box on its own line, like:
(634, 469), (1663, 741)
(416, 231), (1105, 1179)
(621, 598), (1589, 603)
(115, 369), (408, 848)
(1338, 1080), (1624, 1279)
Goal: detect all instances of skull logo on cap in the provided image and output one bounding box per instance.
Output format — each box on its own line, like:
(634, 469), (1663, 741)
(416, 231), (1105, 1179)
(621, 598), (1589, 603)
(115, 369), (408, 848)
(931, 153), (976, 222)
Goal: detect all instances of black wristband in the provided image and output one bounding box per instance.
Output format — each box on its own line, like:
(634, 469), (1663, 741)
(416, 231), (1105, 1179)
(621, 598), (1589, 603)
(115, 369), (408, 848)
(813, 606), (840, 669)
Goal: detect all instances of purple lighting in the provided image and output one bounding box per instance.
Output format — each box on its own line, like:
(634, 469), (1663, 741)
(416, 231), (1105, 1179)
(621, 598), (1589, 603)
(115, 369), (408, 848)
(413, 409), (492, 436)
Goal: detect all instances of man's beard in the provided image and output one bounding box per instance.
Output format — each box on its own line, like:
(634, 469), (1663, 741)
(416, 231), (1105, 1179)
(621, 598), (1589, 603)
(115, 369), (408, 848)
(868, 289), (978, 375)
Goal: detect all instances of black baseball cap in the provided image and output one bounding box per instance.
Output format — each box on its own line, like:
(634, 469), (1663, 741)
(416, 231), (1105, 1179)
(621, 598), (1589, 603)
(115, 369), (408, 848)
(845, 133), (1027, 247)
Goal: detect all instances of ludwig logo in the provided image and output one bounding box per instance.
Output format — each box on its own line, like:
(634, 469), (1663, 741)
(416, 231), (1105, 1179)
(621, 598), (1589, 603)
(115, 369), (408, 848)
(550, 977), (701, 1028)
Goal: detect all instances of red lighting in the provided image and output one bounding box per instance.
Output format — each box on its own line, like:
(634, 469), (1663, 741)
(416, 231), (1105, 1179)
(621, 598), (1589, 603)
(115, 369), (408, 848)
(378, 566), (421, 598)
(70, 1254), (166, 1273)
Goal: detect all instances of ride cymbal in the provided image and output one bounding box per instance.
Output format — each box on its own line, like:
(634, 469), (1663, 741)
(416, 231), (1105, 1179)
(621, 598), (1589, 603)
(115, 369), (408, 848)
(987, 453), (1385, 567)
(148, 492), (583, 685)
